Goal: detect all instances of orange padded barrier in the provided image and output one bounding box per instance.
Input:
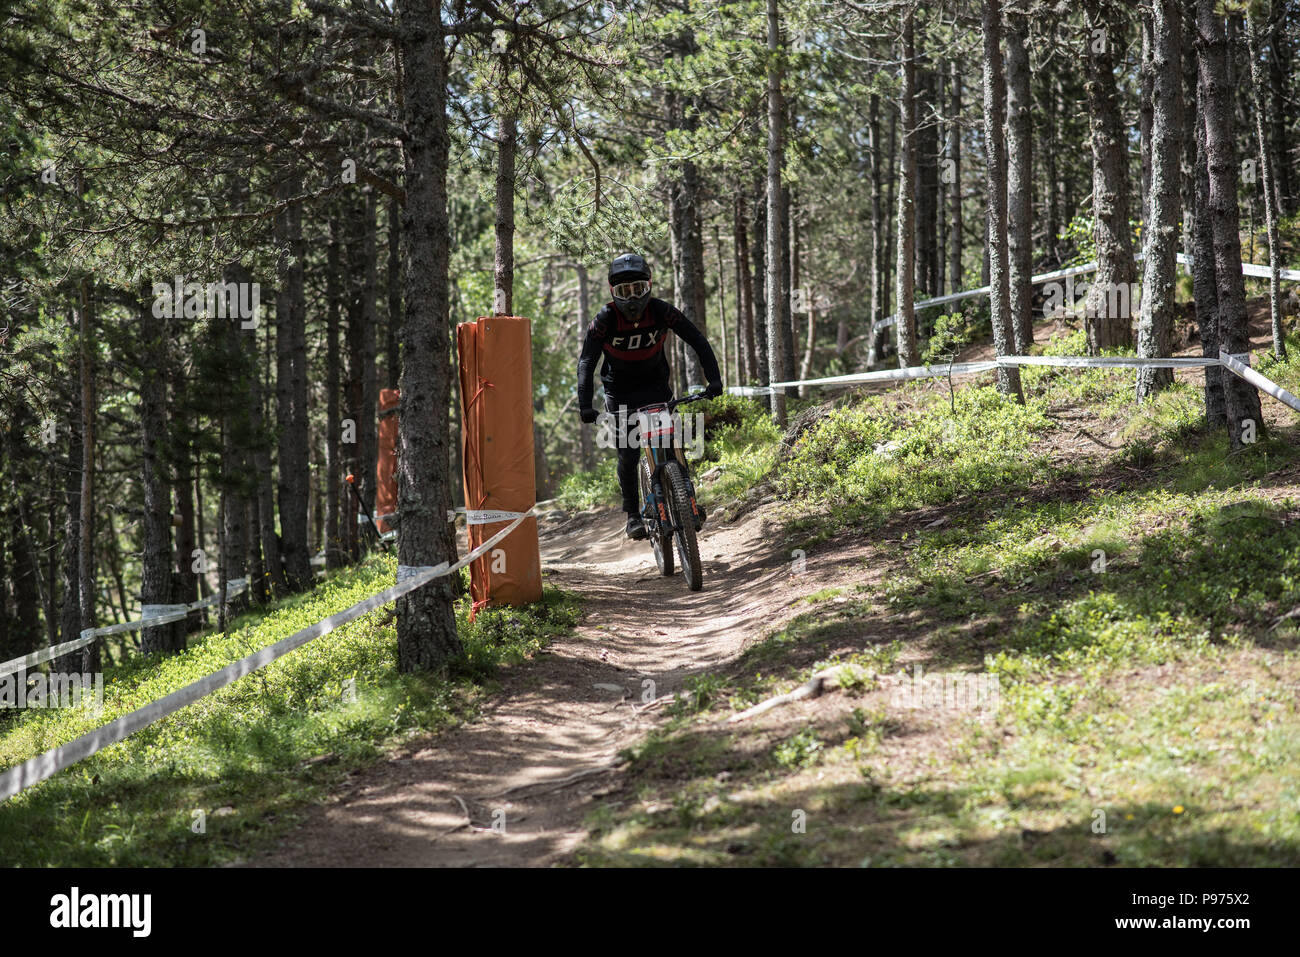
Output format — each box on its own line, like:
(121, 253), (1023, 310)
(457, 315), (543, 615)
(375, 388), (400, 534)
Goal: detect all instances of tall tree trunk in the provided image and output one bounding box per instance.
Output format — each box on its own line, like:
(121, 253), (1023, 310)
(326, 216), (344, 569)
(869, 92), (884, 360)
(343, 210), (362, 562)
(139, 284), (179, 655)
(276, 182), (313, 589)
(6, 503), (41, 660)
(387, 198), (402, 388)
(670, 163), (708, 386)
(1043, 65), (1062, 267)
(1136, 0), (1184, 400)
(172, 416), (200, 632)
(916, 68), (938, 303)
(57, 376), (82, 668)
(246, 497), (266, 604)
(779, 182), (796, 390)
(494, 111), (516, 315)
(219, 408), (247, 620)
(895, 8), (920, 368)
(1267, 7), (1293, 215)
(359, 193), (380, 552)
(765, 0), (788, 425)
(798, 220), (817, 388)
(1191, 75), (1227, 428)
(751, 173), (770, 389)
(395, 0), (461, 670)
(1196, 0), (1264, 446)
(76, 276), (98, 674)
(1140, 15), (1154, 225)
(983, 0), (1025, 400)
(714, 223), (729, 387)
(1006, 10), (1035, 354)
(1245, 11), (1287, 359)
(731, 197), (748, 383)
(576, 262), (595, 469)
(252, 348), (285, 596)
(1083, 1), (1137, 352)
(735, 193), (758, 383)
(1180, 5), (1199, 266)
(883, 106), (898, 356)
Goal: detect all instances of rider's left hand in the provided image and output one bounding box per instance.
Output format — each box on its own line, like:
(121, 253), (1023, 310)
(704, 380), (723, 399)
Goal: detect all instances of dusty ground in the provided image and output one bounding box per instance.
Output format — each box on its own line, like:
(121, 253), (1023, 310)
(254, 500), (867, 867)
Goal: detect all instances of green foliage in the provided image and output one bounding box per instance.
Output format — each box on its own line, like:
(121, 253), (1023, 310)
(555, 457), (620, 510)
(0, 556), (579, 865)
(922, 311), (975, 365)
(777, 383), (1055, 528)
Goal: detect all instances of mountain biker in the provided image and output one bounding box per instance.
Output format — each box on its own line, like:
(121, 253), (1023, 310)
(577, 253), (723, 540)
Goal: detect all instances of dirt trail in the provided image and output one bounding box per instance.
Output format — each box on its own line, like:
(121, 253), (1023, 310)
(255, 501), (834, 868)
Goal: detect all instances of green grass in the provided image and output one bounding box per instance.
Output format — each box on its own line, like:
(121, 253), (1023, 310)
(576, 326), (1300, 867)
(0, 555), (579, 866)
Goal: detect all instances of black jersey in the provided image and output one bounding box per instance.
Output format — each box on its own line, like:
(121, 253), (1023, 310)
(577, 298), (720, 409)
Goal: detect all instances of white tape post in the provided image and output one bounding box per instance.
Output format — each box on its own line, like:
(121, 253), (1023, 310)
(0, 510), (533, 802)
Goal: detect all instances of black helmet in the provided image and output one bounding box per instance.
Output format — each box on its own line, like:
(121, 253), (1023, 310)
(609, 252), (651, 284)
(608, 253), (652, 321)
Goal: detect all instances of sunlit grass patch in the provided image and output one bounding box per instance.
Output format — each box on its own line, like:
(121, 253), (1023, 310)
(0, 555), (578, 866)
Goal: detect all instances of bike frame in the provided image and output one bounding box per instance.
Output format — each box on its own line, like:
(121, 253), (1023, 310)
(636, 393), (706, 535)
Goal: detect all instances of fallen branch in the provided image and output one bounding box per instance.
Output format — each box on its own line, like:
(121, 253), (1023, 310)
(1075, 428), (1120, 450)
(437, 794), (491, 837)
(726, 665), (866, 724)
(484, 760), (624, 799)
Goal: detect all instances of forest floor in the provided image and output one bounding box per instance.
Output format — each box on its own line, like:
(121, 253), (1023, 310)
(253, 500), (844, 867)
(257, 295), (1300, 868)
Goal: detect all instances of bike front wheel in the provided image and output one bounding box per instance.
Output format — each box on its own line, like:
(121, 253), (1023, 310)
(640, 458), (673, 577)
(663, 460), (703, 591)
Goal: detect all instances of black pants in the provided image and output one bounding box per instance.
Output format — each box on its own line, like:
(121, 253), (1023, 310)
(605, 383), (673, 516)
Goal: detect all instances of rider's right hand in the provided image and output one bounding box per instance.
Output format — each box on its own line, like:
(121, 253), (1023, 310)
(579, 406), (598, 424)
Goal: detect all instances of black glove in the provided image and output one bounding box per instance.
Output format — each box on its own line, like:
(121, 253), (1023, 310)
(704, 380), (723, 399)
(579, 406), (598, 424)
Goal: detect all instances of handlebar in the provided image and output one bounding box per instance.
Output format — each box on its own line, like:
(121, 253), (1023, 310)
(667, 391), (711, 412)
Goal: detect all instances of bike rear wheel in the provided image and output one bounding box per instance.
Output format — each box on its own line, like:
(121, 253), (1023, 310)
(640, 458), (673, 576)
(663, 460), (703, 591)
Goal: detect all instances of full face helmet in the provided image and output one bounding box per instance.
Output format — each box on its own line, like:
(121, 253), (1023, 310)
(608, 253), (652, 322)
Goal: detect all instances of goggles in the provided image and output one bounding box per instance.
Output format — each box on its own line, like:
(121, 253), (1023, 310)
(611, 279), (650, 300)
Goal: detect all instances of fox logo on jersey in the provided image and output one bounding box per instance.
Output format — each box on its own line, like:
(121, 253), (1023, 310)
(608, 328), (662, 355)
(601, 305), (668, 361)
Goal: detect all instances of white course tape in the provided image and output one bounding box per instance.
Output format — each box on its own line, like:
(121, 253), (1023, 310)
(141, 604), (189, 620)
(1218, 351), (1300, 413)
(445, 507), (532, 525)
(0, 579), (249, 680)
(1177, 252), (1300, 282)
(0, 510), (533, 802)
(872, 256), (1298, 334)
(732, 360), (1000, 396)
(729, 353), (1262, 398)
(464, 508), (530, 525)
(998, 355), (1224, 369)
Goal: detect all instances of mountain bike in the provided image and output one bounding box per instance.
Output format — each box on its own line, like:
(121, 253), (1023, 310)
(635, 391), (708, 591)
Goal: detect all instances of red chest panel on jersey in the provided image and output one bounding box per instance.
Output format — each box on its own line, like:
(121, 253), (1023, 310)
(602, 304), (667, 361)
